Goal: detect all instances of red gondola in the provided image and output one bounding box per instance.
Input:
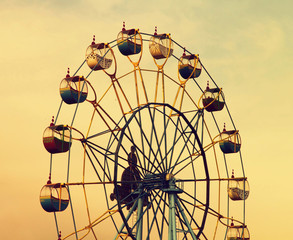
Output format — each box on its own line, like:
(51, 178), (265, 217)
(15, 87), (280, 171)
(202, 85), (225, 112)
(43, 122), (71, 154)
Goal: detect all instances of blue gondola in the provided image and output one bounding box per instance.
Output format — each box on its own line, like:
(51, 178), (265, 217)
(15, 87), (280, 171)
(179, 53), (202, 79)
(60, 75), (88, 104)
(117, 28), (142, 56)
(219, 129), (241, 154)
(40, 183), (69, 212)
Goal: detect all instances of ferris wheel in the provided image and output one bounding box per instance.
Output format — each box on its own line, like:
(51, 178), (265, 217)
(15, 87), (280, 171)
(40, 23), (250, 240)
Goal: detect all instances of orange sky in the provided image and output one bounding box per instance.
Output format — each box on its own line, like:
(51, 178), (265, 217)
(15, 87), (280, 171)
(1, 0), (293, 239)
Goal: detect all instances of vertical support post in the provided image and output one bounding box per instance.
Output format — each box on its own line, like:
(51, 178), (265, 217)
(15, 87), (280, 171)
(168, 192), (177, 240)
(136, 194), (144, 240)
(167, 176), (178, 240)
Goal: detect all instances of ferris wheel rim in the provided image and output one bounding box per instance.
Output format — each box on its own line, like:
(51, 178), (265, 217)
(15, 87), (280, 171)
(109, 102), (210, 239)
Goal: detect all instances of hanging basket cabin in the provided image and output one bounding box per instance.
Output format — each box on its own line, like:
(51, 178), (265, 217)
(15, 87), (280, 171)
(60, 76), (88, 104)
(227, 224), (250, 240)
(228, 178), (250, 201)
(149, 33), (173, 60)
(219, 130), (241, 154)
(117, 28), (142, 56)
(86, 42), (113, 70)
(202, 87), (225, 112)
(40, 183), (69, 212)
(43, 125), (71, 154)
(178, 54), (202, 79)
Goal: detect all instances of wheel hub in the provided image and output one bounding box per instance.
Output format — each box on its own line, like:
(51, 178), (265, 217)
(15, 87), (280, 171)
(141, 173), (183, 193)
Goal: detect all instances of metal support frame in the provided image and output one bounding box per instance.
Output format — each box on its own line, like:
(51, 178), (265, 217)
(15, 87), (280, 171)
(136, 189), (144, 240)
(166, 178), (198, 240)
(168, 192), (177, 240)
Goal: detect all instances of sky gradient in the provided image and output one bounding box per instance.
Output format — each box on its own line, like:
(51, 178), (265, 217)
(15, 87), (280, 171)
(1, 0), (292, 239)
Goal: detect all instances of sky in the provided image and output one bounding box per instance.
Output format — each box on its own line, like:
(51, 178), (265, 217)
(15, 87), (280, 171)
(1, 0), (293, 239)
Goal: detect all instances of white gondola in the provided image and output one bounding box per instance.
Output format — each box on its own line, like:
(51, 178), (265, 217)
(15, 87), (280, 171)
(149, 32), (173, 59)
(86, 38), (113, 70)
(228, 171), (250, 201)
